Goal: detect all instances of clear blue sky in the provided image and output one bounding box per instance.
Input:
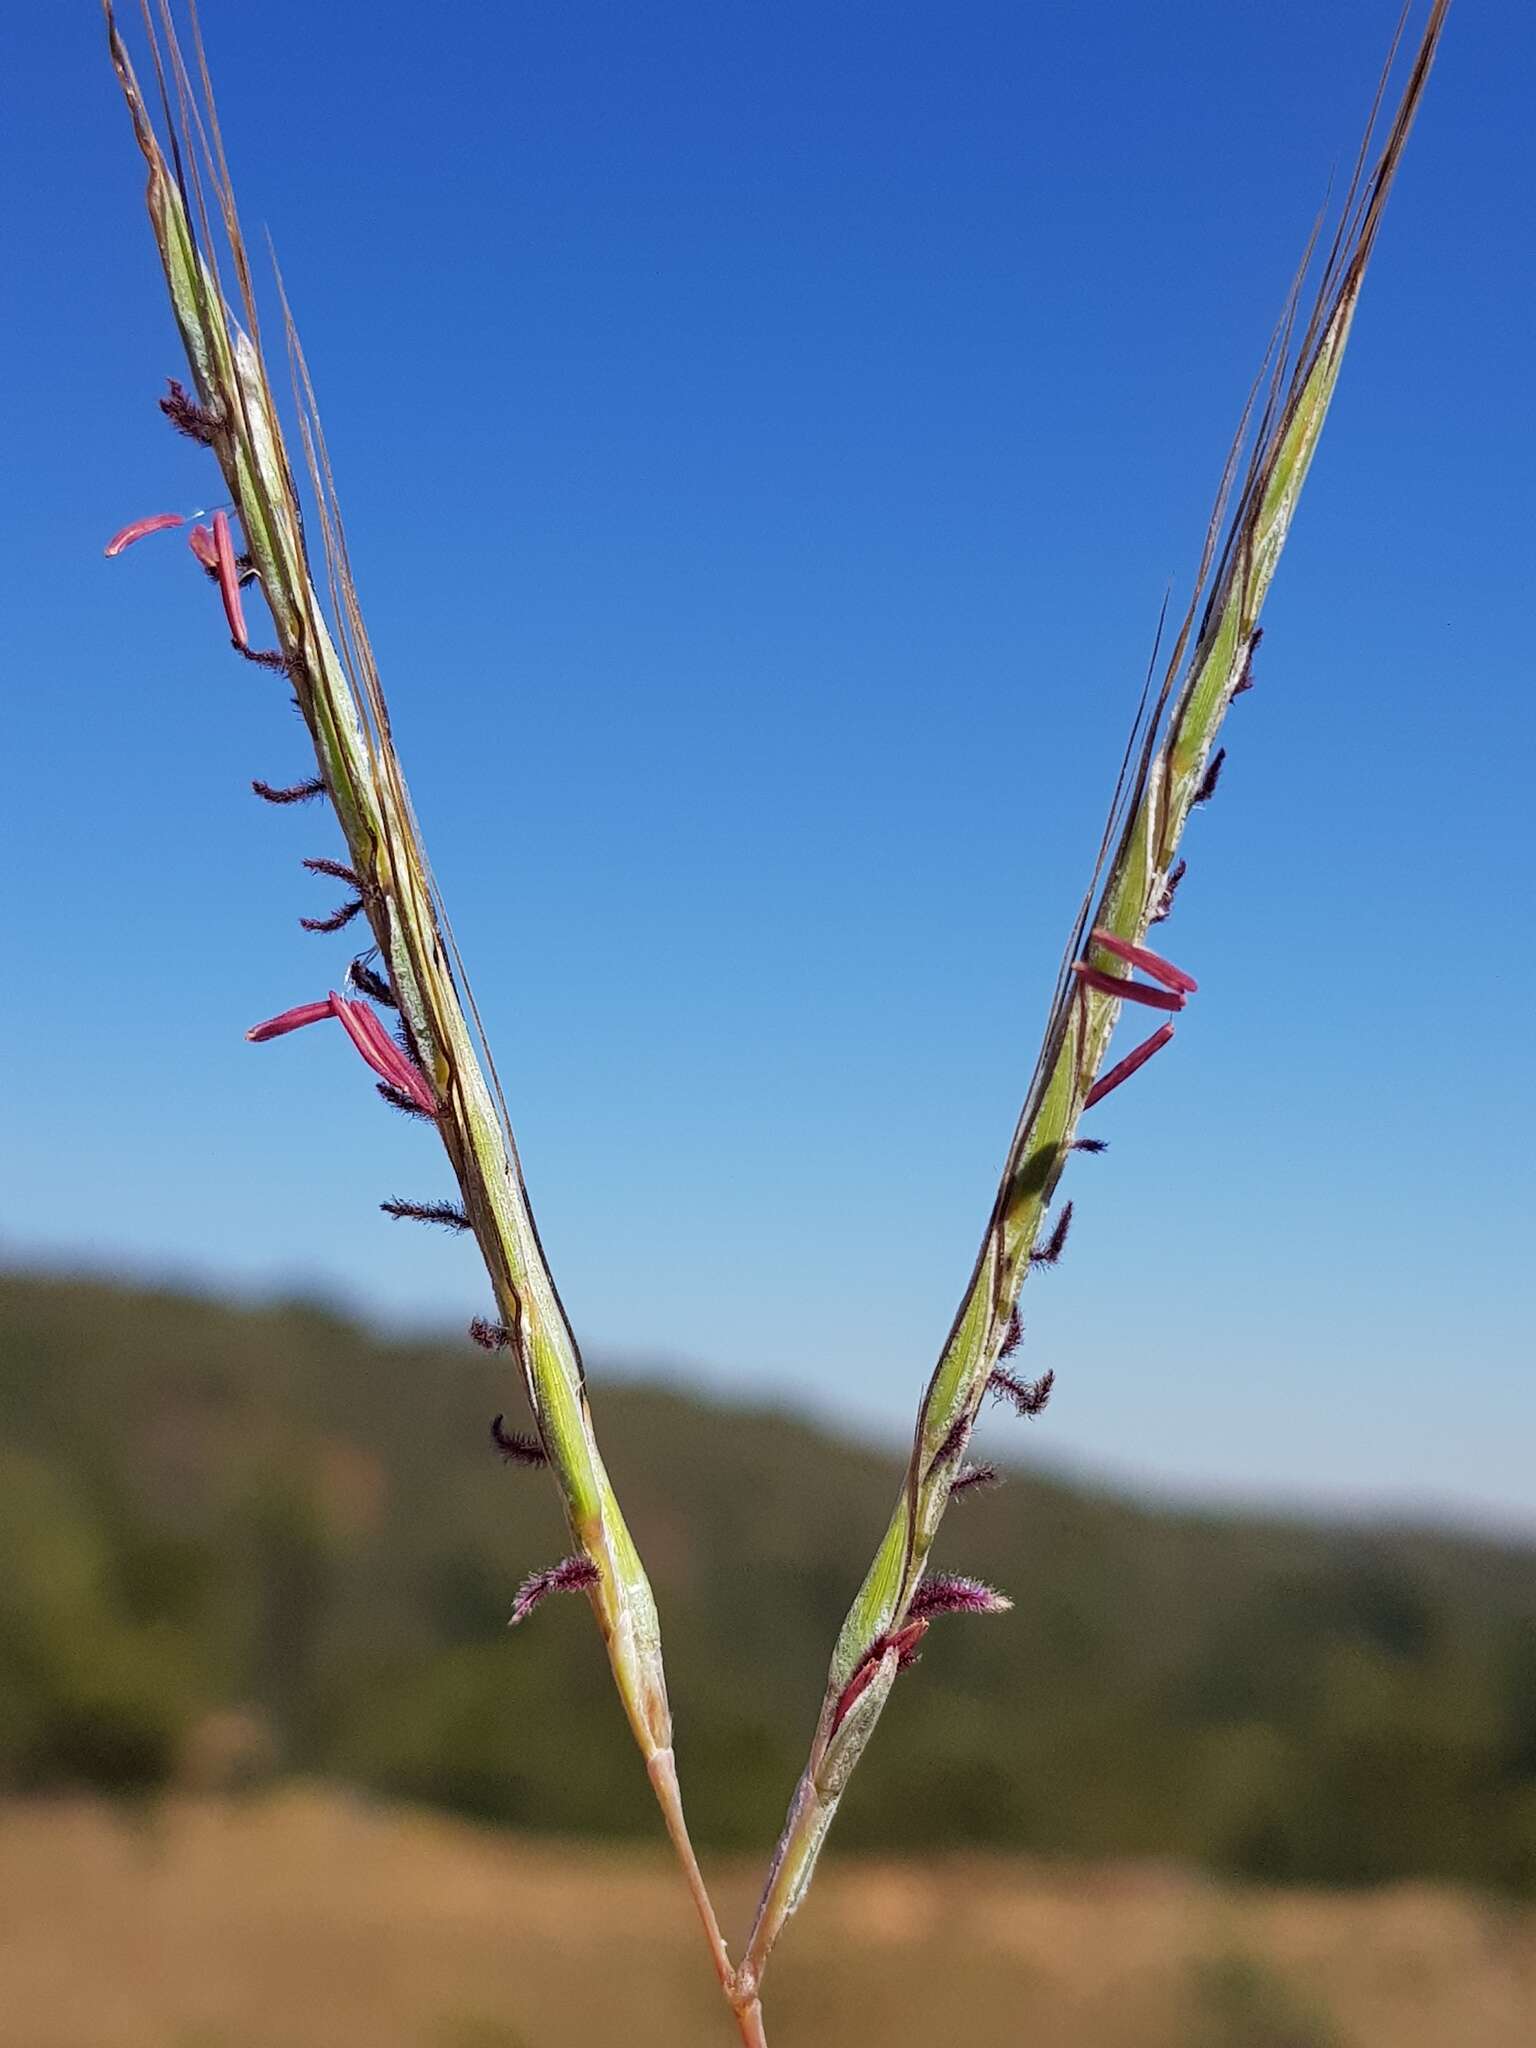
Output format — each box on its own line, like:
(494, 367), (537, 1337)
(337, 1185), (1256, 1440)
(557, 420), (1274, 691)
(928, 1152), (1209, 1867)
(2, 3), (1531, 1526)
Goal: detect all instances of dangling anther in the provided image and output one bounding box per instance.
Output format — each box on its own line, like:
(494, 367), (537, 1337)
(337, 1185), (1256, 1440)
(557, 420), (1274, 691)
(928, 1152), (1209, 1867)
(245, 989), (436, 1117)
(104, 511), (186, 555)
(1083, 1023), (1175, 1109)
(211, 509), (248, 648)
(188, 523), (256, 588)
(1088, 929), (1197, 994)
(1072, 963), (1184, 1012)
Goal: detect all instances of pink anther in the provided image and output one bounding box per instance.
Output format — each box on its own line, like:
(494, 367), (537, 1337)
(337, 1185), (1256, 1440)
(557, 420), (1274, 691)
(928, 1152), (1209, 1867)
(1072, 962), (1185, 1012)
(187, 524), (219, 572)
(1083, 1023), (1176, 1109)
(245, 991), (436, 1118)
(245, 999), (335, 1042)
(330, 992), (437, 1116)
(211, 509), (248, 647)
(1088, 928), (1197, 994)
(104, 512), (186, 557)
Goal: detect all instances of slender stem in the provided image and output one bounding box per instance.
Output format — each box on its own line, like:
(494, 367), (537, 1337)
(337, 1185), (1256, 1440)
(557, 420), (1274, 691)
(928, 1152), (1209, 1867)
(732, 1997), (769, 2047)
(647, 1750), (736, 1995)
(740, 1780), (816, 1995)
(649, 1751), (768, 2040)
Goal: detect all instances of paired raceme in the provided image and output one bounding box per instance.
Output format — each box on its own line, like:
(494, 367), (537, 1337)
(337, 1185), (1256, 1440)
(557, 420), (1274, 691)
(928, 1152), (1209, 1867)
(101, 0), (733, 2002)
(104, 3), (1449, 2042)
(736, 3), (1452, 2000)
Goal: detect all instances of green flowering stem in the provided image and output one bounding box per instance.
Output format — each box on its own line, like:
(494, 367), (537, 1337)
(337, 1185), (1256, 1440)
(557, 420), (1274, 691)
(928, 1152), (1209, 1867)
(104, 0), (734, 2004)
(740, 1), (1450, 1996)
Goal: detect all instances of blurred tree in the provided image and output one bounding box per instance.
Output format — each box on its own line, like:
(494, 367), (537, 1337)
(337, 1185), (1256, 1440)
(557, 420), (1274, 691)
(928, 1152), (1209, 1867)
(3, 1271), (1534, 1890)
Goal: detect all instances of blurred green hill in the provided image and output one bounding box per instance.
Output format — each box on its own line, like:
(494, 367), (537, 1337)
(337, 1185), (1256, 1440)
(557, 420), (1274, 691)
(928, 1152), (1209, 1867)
(3, 1269), (1534, 1890)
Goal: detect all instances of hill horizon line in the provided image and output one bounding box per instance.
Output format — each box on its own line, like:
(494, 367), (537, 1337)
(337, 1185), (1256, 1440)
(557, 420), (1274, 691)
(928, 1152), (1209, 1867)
(5, 1255), (1531, 1549)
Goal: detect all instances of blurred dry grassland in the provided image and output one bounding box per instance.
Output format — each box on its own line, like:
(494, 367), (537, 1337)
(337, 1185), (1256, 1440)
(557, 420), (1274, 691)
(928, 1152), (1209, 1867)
(2, 1789), (1533, 2048)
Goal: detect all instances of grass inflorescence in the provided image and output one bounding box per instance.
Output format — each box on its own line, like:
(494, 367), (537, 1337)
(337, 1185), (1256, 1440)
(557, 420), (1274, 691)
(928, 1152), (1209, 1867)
(102, 5), (1451, 2040)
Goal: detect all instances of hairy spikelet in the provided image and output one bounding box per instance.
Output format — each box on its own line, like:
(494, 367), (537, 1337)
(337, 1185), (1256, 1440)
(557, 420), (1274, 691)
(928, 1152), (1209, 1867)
(379, 1198), (471, 1231)
(252, 775), (324, 804)
(989, 1366), (1055, 1419)
(491, 1414), (547, 1467)
(950, 1462), (998, 1498)
(1030, 1202), (1073, 1268)
(348, 958), (396, 1008)
(510, 1554), (599, 1626)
